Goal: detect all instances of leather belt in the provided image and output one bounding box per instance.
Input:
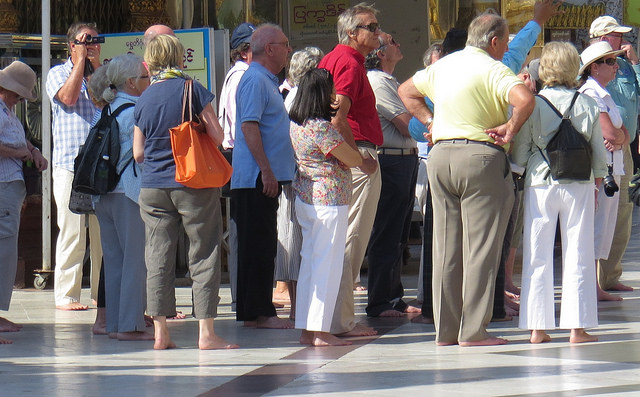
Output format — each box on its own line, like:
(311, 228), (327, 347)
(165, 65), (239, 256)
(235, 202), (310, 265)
(356, 141), (377, 150)
(377, 147), (418, 156)
(437, 138), (504, 153)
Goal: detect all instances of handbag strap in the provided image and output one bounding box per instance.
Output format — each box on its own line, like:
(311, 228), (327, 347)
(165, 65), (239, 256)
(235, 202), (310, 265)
(537, 91), (580, 120)
(181, 79), (194, 123)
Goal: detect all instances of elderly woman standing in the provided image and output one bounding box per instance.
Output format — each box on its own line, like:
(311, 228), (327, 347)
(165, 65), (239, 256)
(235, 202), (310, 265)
(133, 34), (237, 350)
(513, 42), (608, 344)
(577, 41), (630, 302)
(0, 61), (47, 344)
(88, 54), (151, 340)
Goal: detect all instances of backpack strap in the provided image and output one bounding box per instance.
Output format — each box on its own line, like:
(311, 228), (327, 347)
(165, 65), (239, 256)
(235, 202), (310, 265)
(536, 94), (563, 118)
(108, 102), (135, 117)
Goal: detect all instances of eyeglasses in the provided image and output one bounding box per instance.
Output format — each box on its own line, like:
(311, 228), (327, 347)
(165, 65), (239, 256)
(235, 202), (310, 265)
(595, 58), (617, 66)
(356, 23), (380, 33)
(269, 41), (290, 48)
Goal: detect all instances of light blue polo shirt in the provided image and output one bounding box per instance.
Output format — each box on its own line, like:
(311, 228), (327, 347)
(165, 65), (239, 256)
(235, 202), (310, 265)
(231, 62), (295, 189)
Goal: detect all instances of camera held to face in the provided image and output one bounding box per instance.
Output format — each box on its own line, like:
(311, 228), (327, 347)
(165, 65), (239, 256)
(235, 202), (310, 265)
(74, 34), (105, 45)
(603, 165), (619, 197)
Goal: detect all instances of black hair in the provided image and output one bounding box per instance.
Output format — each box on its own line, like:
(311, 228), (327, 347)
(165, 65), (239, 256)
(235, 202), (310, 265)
(442, 28), (467, 56)
(289, 68), (337, 125)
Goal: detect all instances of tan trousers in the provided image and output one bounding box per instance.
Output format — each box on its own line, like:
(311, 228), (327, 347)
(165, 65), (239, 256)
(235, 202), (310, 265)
(598, 145), (634, 289)
(330, 146), (381, 334)
(52, 167), (102, 305)
(427, 141), (513, 344)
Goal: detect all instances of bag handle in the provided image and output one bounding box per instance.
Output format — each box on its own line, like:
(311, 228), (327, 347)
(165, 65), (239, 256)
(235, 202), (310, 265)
(181, 79), (194, 123)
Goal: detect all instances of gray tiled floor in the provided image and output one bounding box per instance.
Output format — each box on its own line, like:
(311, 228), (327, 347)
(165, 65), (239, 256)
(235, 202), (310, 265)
(1, 208), (639, 396)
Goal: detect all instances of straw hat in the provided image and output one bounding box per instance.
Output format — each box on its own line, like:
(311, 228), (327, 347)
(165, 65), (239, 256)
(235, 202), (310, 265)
(578, 41), (625, 76)
(0, 61), (37, 101)
(589, 16), (632, 38)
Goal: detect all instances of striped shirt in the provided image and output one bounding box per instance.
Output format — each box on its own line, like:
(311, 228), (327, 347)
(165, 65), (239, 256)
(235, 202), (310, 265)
(46, 58), (98, 171)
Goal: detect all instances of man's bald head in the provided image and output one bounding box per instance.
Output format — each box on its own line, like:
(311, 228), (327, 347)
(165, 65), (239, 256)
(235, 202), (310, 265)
(144, 25), (175, 45)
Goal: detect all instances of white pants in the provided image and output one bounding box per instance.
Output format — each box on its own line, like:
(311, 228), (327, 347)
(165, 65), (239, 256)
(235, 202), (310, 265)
(594, 174), (620, 260)
(414, 157), (428, 302)
(52, 167), (102, 305)
(519, 183), (598, 331)
(295, 199), (348, 332)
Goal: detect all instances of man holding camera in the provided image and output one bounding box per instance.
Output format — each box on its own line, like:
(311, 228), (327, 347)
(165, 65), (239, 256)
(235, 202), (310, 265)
(588, 16), (640, 296)
(46, 22), (103, 311)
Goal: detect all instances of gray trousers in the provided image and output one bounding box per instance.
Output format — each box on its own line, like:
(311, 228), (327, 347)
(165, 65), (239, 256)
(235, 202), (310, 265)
(0, 180), (25, 310)
(427, 141), (513, 344)
(139, 187), (222, 319)
(95, 193), (146, 333)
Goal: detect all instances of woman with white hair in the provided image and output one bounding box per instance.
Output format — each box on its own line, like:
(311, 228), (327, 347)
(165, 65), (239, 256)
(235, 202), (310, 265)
(513, 42), (608, 344)
(88, 53), (152, 340)
(0, 61), (48, 344)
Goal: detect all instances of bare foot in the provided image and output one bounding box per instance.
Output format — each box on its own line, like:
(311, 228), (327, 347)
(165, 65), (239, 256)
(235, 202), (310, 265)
(411, 315), (434, 324)
(117, 331), (155, 341)
(336, 323), (377, 337)
(530, 330), (551, 344)
(505, 293), (520, 309)
(92, 308), (107, 335)
(300, 329), (313, 344)
(273, 301), (285, 308)
(0, 336), (12, 344)
(505, 283), (521, 297)
(570, 329), (598, 343)
(598, 288), (623, 301)
(436, 340), (458, 346)
(56, 302), (88, 311)
(199, 335), (239, 350)
(354, 283), (367, 291)
(608, 282), (633, 292)
(167, 311), (187, 320)
(379, 309), (404, 317)
(153, 318), (176, 350)
(144, 315), (154, 327)
(459, 337), (508, 346)
(0, 317), (22, 332)
(404, 305), (422, 314)
(311, 331), (352, 346)
(256, 316), (294, 329)
(243, 320), (257, 327)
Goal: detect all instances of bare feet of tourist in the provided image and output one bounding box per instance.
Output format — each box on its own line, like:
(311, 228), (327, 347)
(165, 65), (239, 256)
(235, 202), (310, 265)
(530, 330), (551, 344)
(0, 336), (12, 344)
(411, 315), (434, 324)
(144, 315), (154, 327)
(505, 293), (520, 312)
(608, 282), (633, 292)
(300, 329), (313, 344)
(459, 336), (508, 346)
(117, 331), (155, 341)
(336, 323), (377, 337)
(273, 281), (291, 303)
(354, 283), (367, 291)
(379, 309), (404, 317)
(436, 340), (458, 346)
(108, 333), (117, 339)
(199, 318), (238, 350)
(56, 302), (88, 311)
(505, 306), (518, 318)
(243, 320), (257, 327)
(272, 301), (285, 308)
(92, 308), (107, 335)
(167, 311), (187, 320)
(570, 328), (598, 343)
(0, 317), (22, 332)
(598, 288), (623, 301)
(256, 315), (294, 329)
(153, 317), (176, 350)
(404, 305), (422, 314)
(311, 331), (352, 346)
(505, 282), (521, 297)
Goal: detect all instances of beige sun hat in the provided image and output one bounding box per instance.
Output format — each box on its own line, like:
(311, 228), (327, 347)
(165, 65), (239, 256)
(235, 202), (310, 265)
(589, 16), (632, 38)
(578, 41), (625, 76)
(0, 61), (37, 101)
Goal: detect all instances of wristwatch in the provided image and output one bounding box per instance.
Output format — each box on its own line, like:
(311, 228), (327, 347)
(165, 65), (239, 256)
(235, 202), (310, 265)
(425, 116), (433, 128)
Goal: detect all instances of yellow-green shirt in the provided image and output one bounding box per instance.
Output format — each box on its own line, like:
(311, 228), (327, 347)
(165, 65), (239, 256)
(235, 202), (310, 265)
(412, 46), (523, 146)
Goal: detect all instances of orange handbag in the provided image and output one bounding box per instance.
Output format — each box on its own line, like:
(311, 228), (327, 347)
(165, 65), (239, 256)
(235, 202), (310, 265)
(169, 79), (232, 189)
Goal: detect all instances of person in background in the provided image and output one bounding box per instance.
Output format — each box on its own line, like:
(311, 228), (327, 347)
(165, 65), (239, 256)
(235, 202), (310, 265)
(88, 54), (152, 341)
(0, 61), (48, 344)
(513, 41), (607, 344)
(133, 34), (237, 350)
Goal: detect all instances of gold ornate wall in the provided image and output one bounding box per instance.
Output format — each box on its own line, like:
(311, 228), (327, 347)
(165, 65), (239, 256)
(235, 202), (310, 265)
(0, 0), (19, 33)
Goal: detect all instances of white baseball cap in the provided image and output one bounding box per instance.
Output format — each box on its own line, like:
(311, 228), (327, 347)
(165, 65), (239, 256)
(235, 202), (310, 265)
(589, 16), (632, 38)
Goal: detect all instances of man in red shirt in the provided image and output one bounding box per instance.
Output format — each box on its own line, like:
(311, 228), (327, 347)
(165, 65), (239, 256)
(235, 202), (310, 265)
(318, 3), (381, 338)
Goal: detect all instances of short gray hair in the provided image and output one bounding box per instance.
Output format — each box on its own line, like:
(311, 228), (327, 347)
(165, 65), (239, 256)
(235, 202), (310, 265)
(287, 47), (324, 86)
(337, 2), (379, 45)
(423, 43), (442, 67)
(466, 13), (508, 50)
(251, 24), (283, 57)
(88, 53), (144, 103)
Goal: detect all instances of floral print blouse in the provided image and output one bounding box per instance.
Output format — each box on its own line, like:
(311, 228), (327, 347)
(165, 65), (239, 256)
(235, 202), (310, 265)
(290, 118), (352, 206)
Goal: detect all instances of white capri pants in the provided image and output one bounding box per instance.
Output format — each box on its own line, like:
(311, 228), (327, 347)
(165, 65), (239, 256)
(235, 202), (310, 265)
(594, 174), (620, 260)
(294, 198), (348, 332)
(519, 183), (598, 331)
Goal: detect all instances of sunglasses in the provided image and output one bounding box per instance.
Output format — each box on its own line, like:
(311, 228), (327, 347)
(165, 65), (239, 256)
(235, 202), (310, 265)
(356, 23), (380, 33)
(595, 58), (617, 66)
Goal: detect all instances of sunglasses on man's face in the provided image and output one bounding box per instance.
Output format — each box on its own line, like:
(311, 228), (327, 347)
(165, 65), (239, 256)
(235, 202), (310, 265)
(595, 57), (617, 66)
(356, 23), (380, 33)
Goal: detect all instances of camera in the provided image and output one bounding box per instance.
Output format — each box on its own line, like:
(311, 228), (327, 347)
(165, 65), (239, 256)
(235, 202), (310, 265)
(603, 165), (619, 197)
(74, 34), (105, 45)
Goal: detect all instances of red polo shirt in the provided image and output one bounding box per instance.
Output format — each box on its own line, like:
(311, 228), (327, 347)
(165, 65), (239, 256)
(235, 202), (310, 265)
(319, 44), (383, 146)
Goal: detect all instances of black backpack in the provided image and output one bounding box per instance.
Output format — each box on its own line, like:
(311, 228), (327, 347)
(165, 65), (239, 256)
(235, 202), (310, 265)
(536, 92), (592, 181)
(72, 102), (135, 195)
